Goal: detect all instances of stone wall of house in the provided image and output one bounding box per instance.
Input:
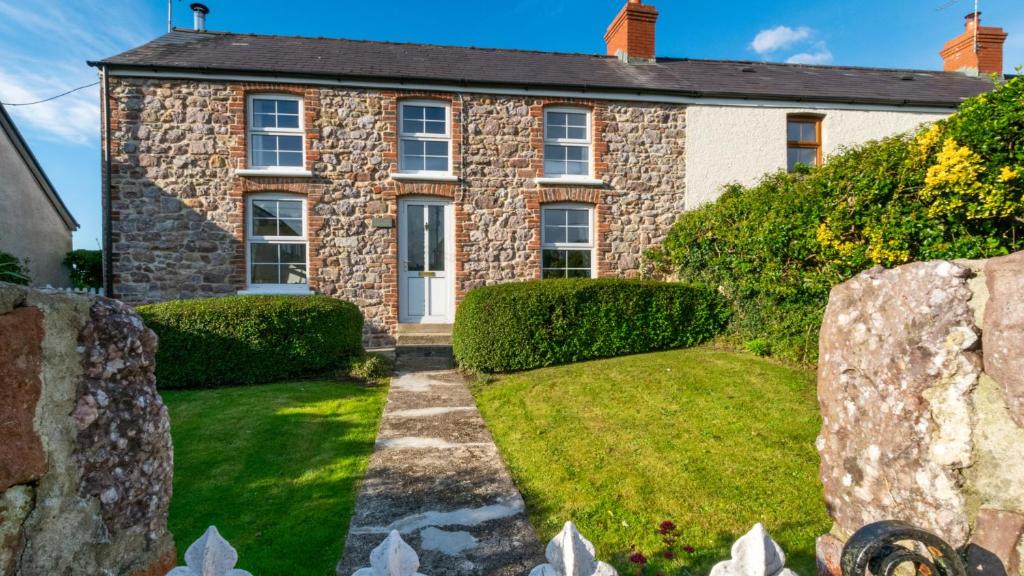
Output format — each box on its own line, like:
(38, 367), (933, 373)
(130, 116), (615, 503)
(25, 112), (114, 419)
(815, 253), (1024, 576)
(0, 282), (175, 576)
(105, 77), (686, 346)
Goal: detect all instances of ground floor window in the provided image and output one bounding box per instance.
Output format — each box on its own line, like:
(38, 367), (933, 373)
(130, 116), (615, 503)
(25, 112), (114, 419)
(541, 204), (595, 278)
(247, 193), (308, 291)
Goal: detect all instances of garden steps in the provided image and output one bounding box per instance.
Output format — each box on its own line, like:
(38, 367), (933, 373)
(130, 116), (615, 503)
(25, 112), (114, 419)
(396, 323), (453, 335)
(337, 368), (543, 575)
(395, 323), (454, 371)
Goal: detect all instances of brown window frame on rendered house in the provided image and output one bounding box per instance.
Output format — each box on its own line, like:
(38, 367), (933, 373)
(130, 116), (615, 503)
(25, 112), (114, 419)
(786, 115), (823, 172)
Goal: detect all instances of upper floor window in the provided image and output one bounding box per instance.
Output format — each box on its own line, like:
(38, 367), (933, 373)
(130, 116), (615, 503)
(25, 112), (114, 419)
(247, 194), (308, 292)
(541, 204), (595, 279)
(544, 108), (591, 178)
(399, 101), (451, 174)
(249, 95), (304, 170)
(787, 115), (822, 172)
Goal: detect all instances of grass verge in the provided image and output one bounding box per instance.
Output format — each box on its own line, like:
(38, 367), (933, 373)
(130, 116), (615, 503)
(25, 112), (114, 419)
(162, 380), (387, 576)
(471, 348), (829, 575)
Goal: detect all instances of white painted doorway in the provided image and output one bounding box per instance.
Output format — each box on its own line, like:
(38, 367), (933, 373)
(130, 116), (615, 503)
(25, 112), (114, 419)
(398, 198), (455, 324)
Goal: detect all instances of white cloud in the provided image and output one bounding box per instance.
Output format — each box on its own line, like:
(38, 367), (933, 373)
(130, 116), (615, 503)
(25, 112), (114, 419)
(0, 0), (157, 143)
(749, 25), (834, 66)
(787, 43), (834, 65)
(0, 70), (99, 144)
(751, 26), (812, 54)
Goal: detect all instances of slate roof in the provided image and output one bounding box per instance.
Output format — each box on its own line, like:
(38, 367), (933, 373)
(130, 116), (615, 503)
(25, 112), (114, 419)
(91, 29), (996, 108)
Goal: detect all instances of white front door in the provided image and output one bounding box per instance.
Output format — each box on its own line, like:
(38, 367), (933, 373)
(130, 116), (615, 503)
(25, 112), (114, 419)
(399, 199), (454, 324)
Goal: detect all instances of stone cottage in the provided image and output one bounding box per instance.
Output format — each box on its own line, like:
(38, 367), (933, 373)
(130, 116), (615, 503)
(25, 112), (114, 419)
(89, 1), (1004, 346)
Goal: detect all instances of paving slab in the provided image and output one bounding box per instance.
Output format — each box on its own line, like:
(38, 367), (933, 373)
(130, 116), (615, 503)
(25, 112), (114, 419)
(337, 369), (544, 576)
(377, 410), (493, 443)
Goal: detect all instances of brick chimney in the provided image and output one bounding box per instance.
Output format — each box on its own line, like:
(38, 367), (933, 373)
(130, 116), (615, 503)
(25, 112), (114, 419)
(605, 0), (659, 63)
(940, 12), (1008, 76)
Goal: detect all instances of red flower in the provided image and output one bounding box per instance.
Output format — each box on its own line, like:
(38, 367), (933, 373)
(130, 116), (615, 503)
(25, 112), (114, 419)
(663, 550), (676, 560)
(658, 520), (677, 534)
(628, 551), (648, 565)
(683, 545), (696, 554)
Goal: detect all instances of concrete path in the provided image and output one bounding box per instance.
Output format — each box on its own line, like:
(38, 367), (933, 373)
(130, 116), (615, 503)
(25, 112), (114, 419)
(337, 368), (544, 575)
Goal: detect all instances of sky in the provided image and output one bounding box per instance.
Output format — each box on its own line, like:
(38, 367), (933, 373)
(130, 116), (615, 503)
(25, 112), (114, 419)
(2, 0), (1023, 250)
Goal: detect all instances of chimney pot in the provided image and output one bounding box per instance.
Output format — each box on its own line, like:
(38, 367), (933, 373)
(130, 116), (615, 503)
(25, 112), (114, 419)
(940, 10), (1006, 76)
(190, 3), (209, 31)
(605, 0), (659, 63)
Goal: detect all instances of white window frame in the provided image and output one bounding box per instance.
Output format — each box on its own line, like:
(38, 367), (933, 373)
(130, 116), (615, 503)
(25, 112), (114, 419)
(247, 94), (306, 172)
(540, 203), (596, 279)
(542, 106), (593, 179)
(398, 100), (452, 175)
(242, 193), (312, 295)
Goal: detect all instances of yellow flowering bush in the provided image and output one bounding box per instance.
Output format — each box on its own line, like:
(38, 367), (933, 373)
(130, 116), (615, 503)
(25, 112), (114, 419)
(920, 138), (1018, 219)
(915, 123), (943, 157)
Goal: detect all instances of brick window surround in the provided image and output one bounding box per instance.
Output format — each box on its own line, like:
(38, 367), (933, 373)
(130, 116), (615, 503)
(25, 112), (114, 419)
(382, 93), (466, 326)
(229, 84), (324, 292)
(528, 101), (610, 278)
(226, 87), (614, 318)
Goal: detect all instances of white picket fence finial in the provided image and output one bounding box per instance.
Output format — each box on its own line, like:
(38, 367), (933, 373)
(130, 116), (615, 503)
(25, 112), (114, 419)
(163, 519), (797, 576)
(529, 521), (617, 576)
(42, 284), (105, 296)
(166, 526), (252, 576)
(709, 524), (797, 576)
(353, 530), (427, 576)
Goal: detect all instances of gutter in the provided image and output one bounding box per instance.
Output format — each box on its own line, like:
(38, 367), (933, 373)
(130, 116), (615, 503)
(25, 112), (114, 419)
(100, 65), (114, 297)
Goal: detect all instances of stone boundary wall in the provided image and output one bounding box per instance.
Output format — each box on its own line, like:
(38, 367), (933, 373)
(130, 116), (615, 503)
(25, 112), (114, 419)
(0, 282), (175, 576)
(815, 252), (1024, 576)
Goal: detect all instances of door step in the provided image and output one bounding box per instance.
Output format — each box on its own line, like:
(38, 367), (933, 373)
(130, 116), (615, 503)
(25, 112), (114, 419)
(395, 345), (454, 371)
(396, 333), (453, 347)
(395, 324), (454, 371)
(396, 323), (453, 336)
(396, 323), (453, 347)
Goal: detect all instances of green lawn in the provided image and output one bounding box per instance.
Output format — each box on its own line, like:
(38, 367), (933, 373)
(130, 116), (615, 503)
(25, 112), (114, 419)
(162, 380), (387, 576)
(472, 348), (829, 575)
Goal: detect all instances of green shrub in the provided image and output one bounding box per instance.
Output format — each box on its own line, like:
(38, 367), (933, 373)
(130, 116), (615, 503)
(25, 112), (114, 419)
(137, 295), (363, 389)
(744, 339), (773, 357)
(0, 251), (30, 285)
(345, 352), (394, 383)
(661, 76), (1024, 363)
(63, 249), (102, 289)
(452, 279), (730, 373)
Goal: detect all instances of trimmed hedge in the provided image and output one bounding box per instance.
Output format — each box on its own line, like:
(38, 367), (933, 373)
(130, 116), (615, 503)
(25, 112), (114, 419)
(452, 279), (730, 373)
(137, 295), (363, 389)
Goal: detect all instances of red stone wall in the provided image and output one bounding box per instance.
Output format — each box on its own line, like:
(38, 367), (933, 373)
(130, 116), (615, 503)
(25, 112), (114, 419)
(0, 284), (175, 575)
(815, 254), (1024, 576)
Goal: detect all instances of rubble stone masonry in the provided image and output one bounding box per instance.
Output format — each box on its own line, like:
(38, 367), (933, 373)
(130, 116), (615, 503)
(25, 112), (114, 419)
(106, 78), (686, 345)
(816, 253), (1024, 576)
(0, 284), (175, 576)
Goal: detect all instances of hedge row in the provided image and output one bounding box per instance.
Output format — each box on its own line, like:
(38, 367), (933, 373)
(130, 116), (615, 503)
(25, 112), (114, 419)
(452, 279), (730, 373)
(137, 295), (363, 389)
(657, 75), (1024, 362)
